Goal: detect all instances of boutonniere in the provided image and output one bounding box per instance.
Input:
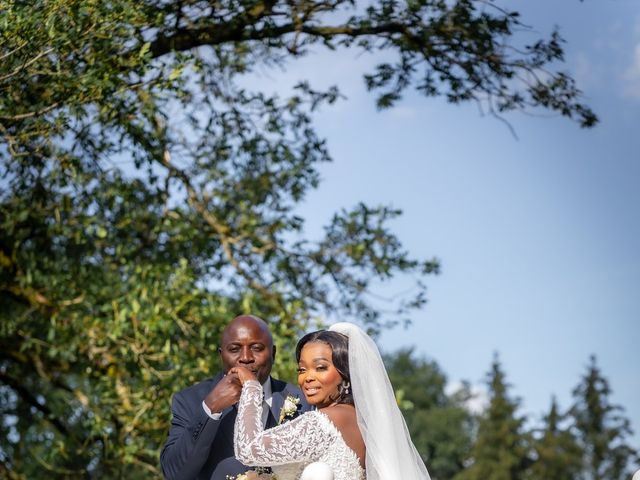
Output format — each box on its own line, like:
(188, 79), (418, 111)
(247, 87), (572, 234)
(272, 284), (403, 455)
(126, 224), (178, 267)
(278, 394), (301, 424)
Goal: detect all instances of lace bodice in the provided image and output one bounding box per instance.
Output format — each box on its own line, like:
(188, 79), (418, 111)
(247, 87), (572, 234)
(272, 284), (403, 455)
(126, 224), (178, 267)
(234, 380), (365, 480)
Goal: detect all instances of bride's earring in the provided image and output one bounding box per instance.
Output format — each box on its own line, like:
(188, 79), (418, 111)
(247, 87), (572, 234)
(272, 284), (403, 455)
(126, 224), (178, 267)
(341, 381), (350, 396)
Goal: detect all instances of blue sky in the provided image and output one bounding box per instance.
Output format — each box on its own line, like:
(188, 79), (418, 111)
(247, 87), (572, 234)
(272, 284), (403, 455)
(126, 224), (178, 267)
(249, 1), (640, 445)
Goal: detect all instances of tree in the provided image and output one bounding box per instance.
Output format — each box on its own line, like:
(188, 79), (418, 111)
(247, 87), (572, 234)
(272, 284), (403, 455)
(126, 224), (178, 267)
(1, 0), (595, 476)
(454, 356), (531, 480)
(570, 356), (639, 480)
(528, 396), (583, 480)
(385, 348), (473, 480)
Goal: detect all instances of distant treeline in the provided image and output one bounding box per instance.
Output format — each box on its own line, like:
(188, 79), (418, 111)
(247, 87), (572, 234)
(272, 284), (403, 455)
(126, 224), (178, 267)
(385, 350), (639, 480)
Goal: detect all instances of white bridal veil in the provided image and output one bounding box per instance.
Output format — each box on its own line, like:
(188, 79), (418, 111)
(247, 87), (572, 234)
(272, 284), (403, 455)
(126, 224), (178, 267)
(329, 322), (431, 480)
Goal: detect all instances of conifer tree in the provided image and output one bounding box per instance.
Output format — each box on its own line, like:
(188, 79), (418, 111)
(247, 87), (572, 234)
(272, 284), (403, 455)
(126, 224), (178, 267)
(571, 356), (639, 480)
(529, 396), (583, 480)
(454, 356), (531, 480)
(385, 348), (473, 480)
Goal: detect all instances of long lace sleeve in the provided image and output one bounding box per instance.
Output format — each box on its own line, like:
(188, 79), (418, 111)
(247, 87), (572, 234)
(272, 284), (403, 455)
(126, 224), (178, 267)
(234, 380), (335, 466)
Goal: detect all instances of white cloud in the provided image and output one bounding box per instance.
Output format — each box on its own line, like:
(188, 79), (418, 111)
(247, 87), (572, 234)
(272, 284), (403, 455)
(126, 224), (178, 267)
(446, 381), (489, 415)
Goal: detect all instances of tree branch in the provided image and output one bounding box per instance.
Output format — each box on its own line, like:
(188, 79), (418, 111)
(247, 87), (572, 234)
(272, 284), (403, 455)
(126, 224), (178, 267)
(149, 19), (406, 58)
(0, 372), (70, 437)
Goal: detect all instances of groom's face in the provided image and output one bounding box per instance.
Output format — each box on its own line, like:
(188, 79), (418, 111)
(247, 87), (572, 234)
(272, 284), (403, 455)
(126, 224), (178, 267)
(219, 316), (275, 385)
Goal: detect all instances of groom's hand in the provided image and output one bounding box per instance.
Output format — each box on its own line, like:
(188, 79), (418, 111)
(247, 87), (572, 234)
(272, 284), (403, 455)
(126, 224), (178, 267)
(228, 366), (258, 385)
(204, 372), (242, 414)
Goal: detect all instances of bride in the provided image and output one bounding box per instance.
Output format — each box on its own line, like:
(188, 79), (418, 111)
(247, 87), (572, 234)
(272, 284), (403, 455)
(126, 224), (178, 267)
(230, 322), (431, 480)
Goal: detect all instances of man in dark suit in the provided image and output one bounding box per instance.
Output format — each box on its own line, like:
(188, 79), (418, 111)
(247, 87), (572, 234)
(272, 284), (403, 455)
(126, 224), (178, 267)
(160, 315), (309, 480)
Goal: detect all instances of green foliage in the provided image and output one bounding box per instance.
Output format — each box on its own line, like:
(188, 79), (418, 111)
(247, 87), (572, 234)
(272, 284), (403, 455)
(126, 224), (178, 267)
(0, 0), (599, 476)
(385, 348), (473, 480)
(454, 356), (531, 480)
(570, 356), (639, 480)
(455, 356), (639, 480)
(529, 397), (583, 480)
(385, 352), (640, 480)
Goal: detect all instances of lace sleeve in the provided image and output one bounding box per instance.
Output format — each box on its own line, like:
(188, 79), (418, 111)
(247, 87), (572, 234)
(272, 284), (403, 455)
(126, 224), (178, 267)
(234, 381), (335, 466)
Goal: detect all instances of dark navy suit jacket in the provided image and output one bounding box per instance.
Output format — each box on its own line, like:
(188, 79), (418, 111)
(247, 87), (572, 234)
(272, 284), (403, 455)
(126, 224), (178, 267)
(160, 374), (309, 480)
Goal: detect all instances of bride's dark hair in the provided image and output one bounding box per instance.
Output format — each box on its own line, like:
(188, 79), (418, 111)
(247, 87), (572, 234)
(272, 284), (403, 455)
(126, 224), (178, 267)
(295, 330), (354, 406)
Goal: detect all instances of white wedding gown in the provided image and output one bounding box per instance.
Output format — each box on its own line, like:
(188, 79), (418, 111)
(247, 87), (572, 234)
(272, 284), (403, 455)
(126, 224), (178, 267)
(234, 380), (365, 480)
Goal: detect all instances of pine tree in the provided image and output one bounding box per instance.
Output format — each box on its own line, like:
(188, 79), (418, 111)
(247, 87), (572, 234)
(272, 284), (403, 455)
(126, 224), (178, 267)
(529, 396), (583, 480)
(385, 348), (473, 480)
(571, 356), (639, 480)
(454, 356), (531, 480)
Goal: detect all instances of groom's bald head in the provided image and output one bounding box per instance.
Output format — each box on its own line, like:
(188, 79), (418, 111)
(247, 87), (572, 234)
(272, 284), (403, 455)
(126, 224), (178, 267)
(219, 315), (275, 384)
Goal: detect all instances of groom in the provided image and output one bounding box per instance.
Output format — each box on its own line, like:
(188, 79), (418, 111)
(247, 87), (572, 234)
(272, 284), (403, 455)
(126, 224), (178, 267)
(160, 315), (309, 480)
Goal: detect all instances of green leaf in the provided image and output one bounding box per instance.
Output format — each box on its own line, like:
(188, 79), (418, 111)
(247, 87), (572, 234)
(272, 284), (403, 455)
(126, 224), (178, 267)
(139, 42), (151, 58)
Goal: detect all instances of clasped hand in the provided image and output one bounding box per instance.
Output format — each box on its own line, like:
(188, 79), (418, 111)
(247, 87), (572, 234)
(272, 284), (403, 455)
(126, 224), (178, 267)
(227, 366), (258, 385)
(203, 367), (258, 413)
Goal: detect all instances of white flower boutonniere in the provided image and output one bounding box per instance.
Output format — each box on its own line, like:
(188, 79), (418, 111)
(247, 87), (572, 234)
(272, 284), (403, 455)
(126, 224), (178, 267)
(278, 394), (301, 424)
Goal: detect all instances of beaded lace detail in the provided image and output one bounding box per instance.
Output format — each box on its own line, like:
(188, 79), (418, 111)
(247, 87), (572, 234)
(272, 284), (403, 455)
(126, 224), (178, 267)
(235, 380), (365, 480)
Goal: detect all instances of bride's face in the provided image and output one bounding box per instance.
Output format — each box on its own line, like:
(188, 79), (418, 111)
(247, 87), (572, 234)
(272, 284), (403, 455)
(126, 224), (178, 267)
(297, 341), (343, 408)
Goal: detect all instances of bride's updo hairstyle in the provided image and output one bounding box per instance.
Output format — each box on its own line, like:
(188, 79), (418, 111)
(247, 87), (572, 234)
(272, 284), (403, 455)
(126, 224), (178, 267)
(295, 330), (354, 406)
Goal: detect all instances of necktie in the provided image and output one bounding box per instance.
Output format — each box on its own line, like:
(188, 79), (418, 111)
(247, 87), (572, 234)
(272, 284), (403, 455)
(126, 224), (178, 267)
(261, 397), (270, 427)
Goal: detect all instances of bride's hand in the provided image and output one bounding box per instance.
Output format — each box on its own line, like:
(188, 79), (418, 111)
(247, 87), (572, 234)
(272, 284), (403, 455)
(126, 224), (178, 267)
(228, 366), (258, 385)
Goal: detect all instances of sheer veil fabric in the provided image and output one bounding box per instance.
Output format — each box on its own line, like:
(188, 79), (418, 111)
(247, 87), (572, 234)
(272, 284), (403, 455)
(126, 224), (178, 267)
(328, 323), (431, 480)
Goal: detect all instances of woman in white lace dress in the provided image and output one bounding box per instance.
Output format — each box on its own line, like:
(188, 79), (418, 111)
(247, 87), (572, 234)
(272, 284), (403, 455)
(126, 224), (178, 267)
(231, 323), (431, 480)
